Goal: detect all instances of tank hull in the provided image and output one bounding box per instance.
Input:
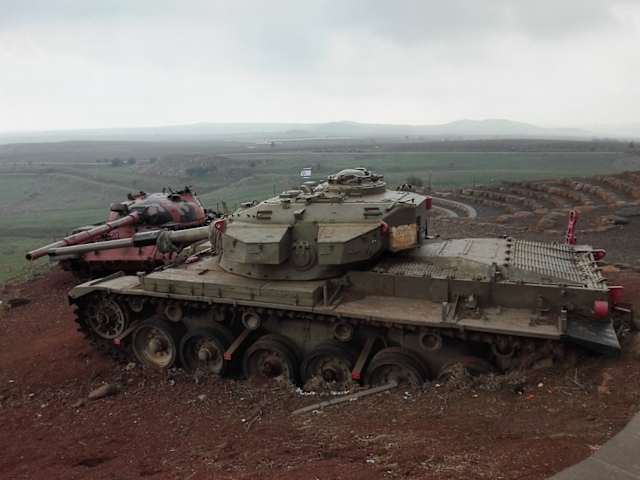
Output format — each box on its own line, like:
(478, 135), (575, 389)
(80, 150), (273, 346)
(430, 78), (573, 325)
(69, 237), (623, 386)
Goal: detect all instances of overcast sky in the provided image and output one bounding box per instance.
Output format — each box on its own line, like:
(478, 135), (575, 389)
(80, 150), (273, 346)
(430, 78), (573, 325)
(1, 0), (639, 132)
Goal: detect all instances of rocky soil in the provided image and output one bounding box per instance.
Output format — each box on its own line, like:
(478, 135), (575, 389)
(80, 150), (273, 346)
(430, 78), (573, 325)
(1, 259), (639, 480)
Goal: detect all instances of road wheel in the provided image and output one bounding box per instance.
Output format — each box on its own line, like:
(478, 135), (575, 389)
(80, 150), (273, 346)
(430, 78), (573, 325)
(301, 341), (356, 389)
(179, 325), (233, 376)
(243, 334), (299, 384)
(364, 347), (430, 387)
(132, 318), (182, 369)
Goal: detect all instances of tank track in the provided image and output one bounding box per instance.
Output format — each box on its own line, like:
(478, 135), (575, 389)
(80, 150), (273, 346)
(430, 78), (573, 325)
(73, 299), (134, 364)
(74, 290), (569, 385)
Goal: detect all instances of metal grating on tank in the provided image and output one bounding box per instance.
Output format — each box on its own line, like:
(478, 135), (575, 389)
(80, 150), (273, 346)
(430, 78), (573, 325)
(510, 240), (604, 288)
(373, 257), (452, 277)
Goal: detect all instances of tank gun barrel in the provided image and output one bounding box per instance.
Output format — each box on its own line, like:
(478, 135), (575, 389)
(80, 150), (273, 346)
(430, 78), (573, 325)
(26, 212), (142, 261)
(47, 225), (210, 258)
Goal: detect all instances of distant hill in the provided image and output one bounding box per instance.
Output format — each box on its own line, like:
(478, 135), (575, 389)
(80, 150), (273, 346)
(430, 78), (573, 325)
(586, 123), (640, 139)
(0, 119), (600, 144)
(308, 119), (589, 138)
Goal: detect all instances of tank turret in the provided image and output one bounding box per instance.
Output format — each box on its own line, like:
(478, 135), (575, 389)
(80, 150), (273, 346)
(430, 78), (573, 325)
(218, 168), (431, 280)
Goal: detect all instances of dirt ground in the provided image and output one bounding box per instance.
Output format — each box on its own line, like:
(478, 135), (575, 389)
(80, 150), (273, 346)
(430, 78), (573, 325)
(0, 263), (639, 480)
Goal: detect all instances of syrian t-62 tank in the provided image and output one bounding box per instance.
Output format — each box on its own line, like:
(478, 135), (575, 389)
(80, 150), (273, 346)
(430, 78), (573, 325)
(68, 168), (631, 388)
(27, 187), (211, 275)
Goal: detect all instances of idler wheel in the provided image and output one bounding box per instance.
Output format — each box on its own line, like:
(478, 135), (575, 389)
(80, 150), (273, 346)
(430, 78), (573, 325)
(301, 341), (356, 388)
(179, 325), (233, 376)
(132, 318), (182, 369)
(364, 347), (430, 387)
(243, 334), (299, 384)
(86, 298), (127, 340)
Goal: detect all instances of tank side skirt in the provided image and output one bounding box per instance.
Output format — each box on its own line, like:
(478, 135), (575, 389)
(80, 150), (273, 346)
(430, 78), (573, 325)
(69, 283), (563, 342)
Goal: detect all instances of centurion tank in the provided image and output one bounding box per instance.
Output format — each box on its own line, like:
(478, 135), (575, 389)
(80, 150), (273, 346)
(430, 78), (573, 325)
(68, 168), (631, 388)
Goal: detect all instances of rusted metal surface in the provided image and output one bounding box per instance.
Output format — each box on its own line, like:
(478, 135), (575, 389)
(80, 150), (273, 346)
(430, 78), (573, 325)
(351, 337), (375, 381)
(224, 329), (251, 361)
(292, 381), (398, 415)
(27, 187), (209, 274)
(389, 224), (418, 252)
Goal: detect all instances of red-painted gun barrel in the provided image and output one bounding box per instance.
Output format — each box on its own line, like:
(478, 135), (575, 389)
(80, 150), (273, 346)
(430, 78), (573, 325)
(26, 212), (141, 261)
(46, 225), (210, 258)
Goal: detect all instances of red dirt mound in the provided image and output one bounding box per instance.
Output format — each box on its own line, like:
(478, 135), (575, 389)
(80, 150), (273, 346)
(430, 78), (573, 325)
(0, 270), (639, 480)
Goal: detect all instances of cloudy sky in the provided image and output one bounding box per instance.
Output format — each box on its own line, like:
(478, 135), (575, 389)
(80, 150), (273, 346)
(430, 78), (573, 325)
(1, 0), (639, 132)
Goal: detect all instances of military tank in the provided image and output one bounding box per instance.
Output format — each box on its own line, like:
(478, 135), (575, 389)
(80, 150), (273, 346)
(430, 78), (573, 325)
(68, 168), (631, 388)
(27, 187), (212, 275)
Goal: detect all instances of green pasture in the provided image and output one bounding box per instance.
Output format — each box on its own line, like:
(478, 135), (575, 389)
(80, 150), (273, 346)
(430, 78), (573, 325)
(200, 151), (623, 206)
(0, 149), (627, 283)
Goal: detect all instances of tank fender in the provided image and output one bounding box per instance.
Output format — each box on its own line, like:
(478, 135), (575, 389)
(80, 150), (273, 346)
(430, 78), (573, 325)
(67, 272), (126, 303)
(564, 317), (621, 356)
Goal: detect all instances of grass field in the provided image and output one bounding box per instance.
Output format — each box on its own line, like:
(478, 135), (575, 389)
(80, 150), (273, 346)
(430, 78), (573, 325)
(199, 151), (624, 205)
(0, 139), (632, 283)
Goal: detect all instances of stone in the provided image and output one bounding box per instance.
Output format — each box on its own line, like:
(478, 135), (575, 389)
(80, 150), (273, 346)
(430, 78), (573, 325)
(600, 215), (629, 226)
(88, 383), (121, 400)
(597, 371), (613, 395)
(7, 298), (30, 308)
(512, 211), (534, 219)
(616, 206), (640, 217)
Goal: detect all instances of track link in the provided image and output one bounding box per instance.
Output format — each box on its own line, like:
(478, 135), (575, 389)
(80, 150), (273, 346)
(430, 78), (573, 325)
(74, 295), (133, 364)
